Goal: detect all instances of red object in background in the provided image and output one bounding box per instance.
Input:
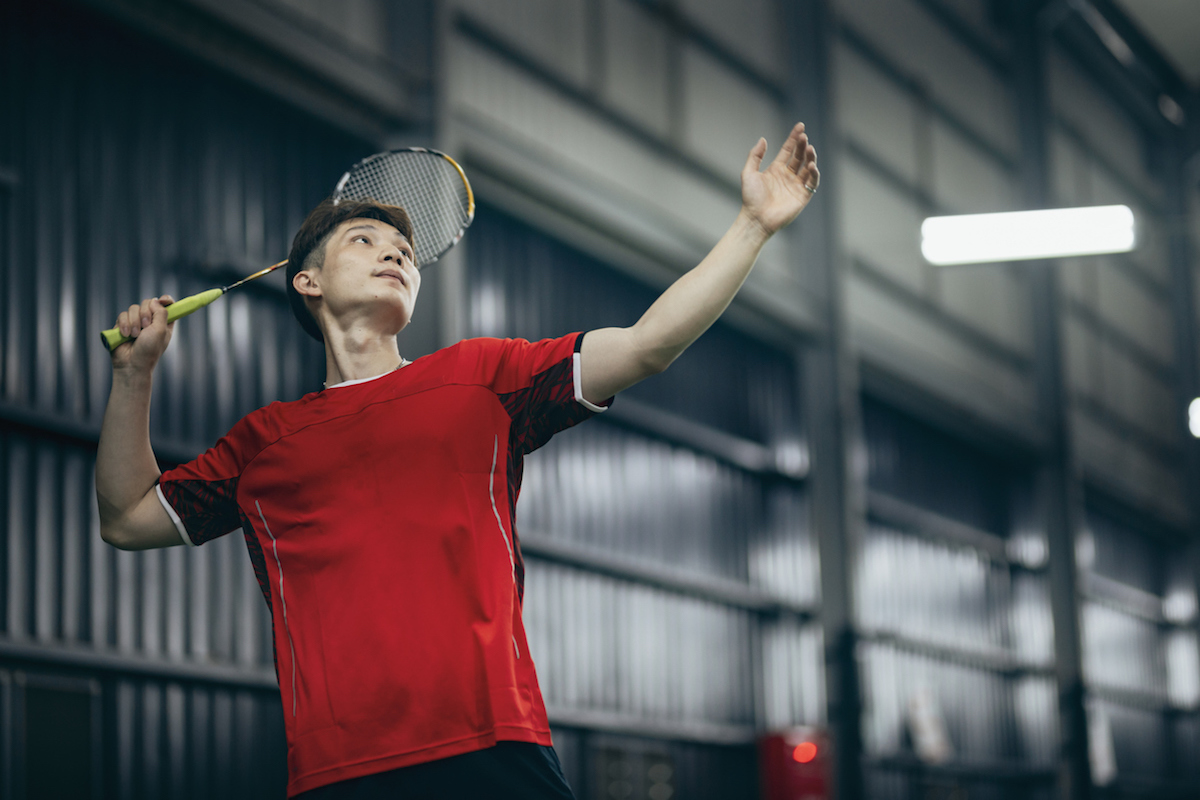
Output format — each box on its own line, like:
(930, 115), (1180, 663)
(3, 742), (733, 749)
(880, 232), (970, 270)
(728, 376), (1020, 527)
(759, 728), (830, 800)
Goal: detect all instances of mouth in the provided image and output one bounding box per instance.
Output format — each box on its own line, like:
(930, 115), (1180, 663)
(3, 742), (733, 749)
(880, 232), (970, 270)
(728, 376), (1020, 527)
(376, 269), (406, 287)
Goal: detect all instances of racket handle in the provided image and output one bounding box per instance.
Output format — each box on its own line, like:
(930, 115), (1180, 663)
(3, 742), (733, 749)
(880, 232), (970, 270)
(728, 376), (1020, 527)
(99, 288), (225, 352)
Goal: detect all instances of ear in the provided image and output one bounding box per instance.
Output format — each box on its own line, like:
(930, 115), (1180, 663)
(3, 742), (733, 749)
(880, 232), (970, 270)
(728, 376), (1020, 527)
(293, 269), (322, 299)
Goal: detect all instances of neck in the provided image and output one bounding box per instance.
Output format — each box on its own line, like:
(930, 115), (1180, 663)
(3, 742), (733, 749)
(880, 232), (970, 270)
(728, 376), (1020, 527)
(321, 324), (405, 387)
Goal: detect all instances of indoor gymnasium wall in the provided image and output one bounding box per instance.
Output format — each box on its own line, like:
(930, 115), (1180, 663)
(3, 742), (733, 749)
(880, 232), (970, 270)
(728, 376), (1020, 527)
(1043, 25), (1200, 798)
(831, 0), (1037, 440)
(1046, 46), (1188, 527)
(828, 2), (1060, 795)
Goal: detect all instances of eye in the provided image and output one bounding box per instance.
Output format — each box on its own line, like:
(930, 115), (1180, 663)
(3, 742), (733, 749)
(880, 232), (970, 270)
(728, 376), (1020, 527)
(352, 234), (370, 244)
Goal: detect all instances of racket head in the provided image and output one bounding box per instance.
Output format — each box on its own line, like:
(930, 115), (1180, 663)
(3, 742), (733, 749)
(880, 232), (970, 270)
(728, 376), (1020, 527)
(332, 147), (475, 268)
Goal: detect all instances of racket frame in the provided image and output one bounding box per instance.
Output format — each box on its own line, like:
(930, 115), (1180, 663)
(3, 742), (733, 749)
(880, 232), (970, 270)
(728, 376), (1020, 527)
(331, 147), (475, 268)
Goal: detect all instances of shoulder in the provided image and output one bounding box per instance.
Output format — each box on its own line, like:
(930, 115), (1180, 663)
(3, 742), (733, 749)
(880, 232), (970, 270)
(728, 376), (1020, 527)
(450, 334), (582, 361)
(445, 335), (581, 385)
(225, 397), (304, 455)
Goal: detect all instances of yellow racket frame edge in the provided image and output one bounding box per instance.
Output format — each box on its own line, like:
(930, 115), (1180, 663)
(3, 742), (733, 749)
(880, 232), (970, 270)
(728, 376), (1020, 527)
(442, 153), (476, 221)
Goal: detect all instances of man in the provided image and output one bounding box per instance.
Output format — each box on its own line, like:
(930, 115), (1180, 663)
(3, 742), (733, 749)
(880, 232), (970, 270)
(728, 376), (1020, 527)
(96, 123), (819, 798)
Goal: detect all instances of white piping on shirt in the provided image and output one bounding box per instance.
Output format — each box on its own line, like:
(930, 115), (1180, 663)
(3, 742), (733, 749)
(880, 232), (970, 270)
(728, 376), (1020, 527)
(573, 352), (610, 413)
(488, 435), (520, 659)
(155, 484), (195, 546)
(256, 500), (299, 717)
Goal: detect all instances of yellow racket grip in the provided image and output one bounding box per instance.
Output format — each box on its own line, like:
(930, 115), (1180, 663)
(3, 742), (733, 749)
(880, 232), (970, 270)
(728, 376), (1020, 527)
(99, 288), (225, 352)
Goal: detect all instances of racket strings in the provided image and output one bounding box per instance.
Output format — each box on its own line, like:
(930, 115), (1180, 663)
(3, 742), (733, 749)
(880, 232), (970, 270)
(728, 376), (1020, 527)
(338, 151), (472, 267)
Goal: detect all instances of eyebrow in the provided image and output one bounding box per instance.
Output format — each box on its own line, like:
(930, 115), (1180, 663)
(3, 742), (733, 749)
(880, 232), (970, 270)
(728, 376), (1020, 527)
(345, 224), (412, 251)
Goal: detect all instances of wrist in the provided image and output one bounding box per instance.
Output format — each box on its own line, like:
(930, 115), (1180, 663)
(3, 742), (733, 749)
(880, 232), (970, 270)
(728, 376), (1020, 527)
(734, 207), (774, 247)
(111, 363), (155, 390)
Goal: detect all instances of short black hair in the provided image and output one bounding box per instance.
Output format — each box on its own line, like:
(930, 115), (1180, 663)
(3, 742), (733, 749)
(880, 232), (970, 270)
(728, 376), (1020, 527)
(285, 198), (415, 343)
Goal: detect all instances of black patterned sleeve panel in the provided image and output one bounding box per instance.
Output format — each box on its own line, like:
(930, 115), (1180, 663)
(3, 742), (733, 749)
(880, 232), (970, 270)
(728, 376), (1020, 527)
(498, 332), (612, 457)
(155, 409), (271, 546)
(157, 476), (243, 546)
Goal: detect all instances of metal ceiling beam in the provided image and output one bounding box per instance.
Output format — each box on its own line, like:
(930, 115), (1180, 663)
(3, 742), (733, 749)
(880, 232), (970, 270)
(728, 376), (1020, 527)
(71, 0), (422, 143)
(1043, 0), (1195, 146)
(1087, 0), (1193, 102)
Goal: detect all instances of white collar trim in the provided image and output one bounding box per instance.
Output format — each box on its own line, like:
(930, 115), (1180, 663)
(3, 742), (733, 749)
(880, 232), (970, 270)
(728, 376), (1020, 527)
(325, 359), (408, 390)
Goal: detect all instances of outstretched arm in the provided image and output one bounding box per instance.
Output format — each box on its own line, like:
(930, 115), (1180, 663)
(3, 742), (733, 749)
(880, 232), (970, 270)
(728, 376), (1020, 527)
(580, 121), (820, 403)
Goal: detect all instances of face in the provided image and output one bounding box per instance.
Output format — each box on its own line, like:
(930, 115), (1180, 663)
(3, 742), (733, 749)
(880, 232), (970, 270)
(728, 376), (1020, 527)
(294, 217), (421, 337)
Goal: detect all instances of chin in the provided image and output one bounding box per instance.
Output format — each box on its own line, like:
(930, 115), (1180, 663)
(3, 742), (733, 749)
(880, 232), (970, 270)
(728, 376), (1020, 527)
(390, 310), (415, 335)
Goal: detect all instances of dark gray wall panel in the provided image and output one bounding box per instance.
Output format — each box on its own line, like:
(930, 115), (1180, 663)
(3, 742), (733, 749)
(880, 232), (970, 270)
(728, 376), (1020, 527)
(862, 396), (1018, 536)
(0, 0), (369, 440)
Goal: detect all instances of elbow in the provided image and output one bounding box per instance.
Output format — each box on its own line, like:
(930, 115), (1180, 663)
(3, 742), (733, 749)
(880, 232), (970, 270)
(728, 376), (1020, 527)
(642, 350), (674, 377)
(97, 504), (137, 550)
(99, 521), (132, 550)
(629, 330), (679, 377)
(630, 336), (673, 377)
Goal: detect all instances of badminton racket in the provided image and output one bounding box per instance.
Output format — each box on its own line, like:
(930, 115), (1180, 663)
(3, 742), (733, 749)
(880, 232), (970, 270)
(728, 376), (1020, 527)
(100, 147), (475, 351)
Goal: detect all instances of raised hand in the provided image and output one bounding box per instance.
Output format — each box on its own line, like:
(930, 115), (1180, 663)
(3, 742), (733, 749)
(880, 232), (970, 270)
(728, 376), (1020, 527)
(740, 121), (820, 237)
(110, 295), (176, 372)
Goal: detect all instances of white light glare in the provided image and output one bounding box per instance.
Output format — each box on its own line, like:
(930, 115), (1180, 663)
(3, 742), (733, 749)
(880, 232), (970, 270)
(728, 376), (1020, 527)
(1189, 398), (1200, 439)
(921, 205), (1135, 266)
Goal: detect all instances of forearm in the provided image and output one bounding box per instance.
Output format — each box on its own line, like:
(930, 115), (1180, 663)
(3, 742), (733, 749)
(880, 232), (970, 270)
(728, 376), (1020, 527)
(579, 124), (816, 402)
(630, 209), (770, 370)
(95, 368), (162, 533)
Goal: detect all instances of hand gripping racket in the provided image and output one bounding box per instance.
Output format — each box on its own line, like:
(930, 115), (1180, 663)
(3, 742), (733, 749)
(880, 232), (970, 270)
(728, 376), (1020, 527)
(101, 147), (475, 351)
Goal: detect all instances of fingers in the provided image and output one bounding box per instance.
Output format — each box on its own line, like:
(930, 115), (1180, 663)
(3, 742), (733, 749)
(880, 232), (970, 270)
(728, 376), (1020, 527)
(786, 132), (815, 170)
(151, 296), (175, 329)
(117, 304), (142, 339)
(804, 163), (821, 193)
(117, 296), (175, 338)
(140, 298), (156, 330)
(773, 122), (805, 167)
(743, 137), (768, 176)
(796, 145), (818, 183)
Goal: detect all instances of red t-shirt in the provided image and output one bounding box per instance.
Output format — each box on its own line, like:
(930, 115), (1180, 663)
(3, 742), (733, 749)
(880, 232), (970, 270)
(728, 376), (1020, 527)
(156, 333), (609, 797)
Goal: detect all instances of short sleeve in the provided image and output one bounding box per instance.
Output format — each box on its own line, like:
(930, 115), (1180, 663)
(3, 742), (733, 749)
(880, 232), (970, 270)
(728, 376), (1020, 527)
(476, 332), (612, 456)
(156, 422), (253, 546)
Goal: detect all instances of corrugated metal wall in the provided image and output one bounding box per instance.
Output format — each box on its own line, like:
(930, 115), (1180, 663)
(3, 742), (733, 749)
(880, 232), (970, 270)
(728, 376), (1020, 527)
(0, 2), (372, 797)
(466, 205), (819, 796)
(1048, 44), (1188, 525)
(858, 398), (1058, 797)
(1077, 505), (1199, 789)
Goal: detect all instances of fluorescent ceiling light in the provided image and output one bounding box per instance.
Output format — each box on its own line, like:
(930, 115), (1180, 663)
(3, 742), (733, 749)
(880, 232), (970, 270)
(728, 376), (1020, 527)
(921, 205), (1136, 266)
(1189, 398), (1200, 439)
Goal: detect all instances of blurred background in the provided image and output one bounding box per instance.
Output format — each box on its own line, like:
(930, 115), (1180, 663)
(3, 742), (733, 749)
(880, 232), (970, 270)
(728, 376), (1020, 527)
(1, 0), (1199, 798)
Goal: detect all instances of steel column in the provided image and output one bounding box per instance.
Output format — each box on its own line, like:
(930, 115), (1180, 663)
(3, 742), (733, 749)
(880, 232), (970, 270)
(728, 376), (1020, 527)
(783, 1), (866, 798)
(1164, 137), (1200, 785)
(1011, 2), (1092, 797)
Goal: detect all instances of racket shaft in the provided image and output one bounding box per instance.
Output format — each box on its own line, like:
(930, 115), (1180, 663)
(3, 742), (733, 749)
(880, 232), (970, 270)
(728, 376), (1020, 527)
(100, 288), (224, 351)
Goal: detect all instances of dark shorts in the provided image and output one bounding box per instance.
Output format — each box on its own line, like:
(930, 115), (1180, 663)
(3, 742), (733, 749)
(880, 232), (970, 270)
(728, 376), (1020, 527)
(295, 742), (576, 800)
